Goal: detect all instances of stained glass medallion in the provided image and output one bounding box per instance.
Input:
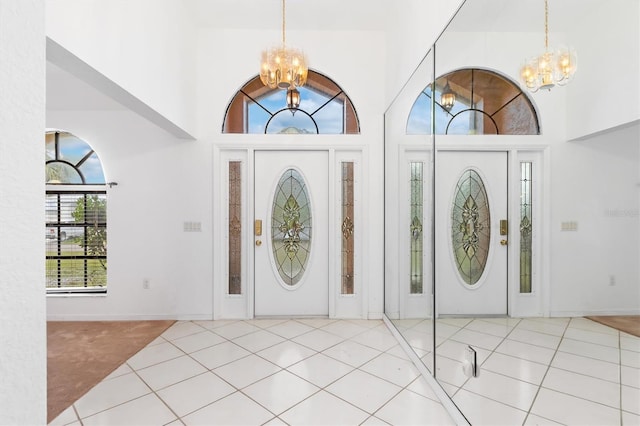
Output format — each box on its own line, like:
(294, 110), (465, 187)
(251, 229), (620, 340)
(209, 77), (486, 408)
(451, 169), (491, 285)
(271, 169), (312, 286)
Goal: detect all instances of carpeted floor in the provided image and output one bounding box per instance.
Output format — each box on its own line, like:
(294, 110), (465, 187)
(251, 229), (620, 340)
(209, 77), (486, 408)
(47, 320), (175, 423)
(586, 315), (640, 338)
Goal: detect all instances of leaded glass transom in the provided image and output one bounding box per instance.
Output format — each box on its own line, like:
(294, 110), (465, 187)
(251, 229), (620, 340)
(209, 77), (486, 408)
(407, 68), (539, 135)
(271, 169), (312, 286)
(223, 70), (360, 134)
(451, 169), (491, 285)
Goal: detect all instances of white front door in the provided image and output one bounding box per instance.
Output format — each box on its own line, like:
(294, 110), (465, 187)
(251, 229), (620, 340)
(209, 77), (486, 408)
(436, 151), (508, 316)
(254, 151), (329, 317)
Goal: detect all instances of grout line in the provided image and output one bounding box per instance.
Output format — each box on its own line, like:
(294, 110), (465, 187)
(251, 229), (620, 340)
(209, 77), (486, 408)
(71, 404), (83, 426)
(521, 315), (570, 424)
(619, 329), (624, 426)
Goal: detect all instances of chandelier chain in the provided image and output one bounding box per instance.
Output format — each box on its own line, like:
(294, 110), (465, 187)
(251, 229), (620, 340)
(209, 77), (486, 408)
(282, 0), (286, 47)
(259, 0), (308, 90)
(544, 0), (548, 50)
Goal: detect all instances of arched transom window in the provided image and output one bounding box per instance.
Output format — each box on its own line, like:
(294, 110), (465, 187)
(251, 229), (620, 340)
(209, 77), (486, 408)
(224, 70), (360, 134)
(407, 68), (539, 135)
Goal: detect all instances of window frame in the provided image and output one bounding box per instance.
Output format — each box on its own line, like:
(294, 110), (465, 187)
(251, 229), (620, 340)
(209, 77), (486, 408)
(45, 131), (108, 295)
(223, 70), (360, 134)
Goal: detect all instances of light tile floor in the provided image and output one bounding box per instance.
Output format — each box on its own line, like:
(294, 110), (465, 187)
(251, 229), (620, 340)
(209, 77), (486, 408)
(49, 319), (455, 426)
(395, 316), (640, 425)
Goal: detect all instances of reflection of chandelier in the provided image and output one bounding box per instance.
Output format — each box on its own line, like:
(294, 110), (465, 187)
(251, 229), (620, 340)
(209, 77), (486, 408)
(259, 0), (308, 90)
(519, 0), (577, 92)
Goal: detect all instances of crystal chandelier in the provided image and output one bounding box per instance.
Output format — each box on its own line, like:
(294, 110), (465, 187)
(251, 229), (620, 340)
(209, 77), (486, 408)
(519, 0), (577, 92)
(260, 0), (308, 91)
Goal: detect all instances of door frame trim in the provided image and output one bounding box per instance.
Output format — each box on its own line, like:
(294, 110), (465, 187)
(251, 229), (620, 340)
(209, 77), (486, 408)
(433, 144), (548, 318)
(214, 146), (367, 319)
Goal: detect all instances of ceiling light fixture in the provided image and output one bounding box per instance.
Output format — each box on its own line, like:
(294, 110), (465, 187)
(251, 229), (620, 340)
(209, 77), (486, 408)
(260, 0), (308, 92)
(286, 86), (300, 110)
(519, 0), (577, 92)
(440, 80), (456, 111)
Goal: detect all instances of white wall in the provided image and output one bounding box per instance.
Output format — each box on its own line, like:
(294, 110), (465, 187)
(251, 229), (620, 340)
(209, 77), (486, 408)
(548, 0), (640, 314)
(46, 0), (197, 137)
(46, 110), (213, 320)
(566, 0), (640, 140)
(0, 0), (47, 424)
(384, 0), (463, 107)
(550, 122), (640, 316)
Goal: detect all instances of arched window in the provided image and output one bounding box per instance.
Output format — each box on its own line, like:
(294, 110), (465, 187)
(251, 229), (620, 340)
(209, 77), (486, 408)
(407, 68), (539, 135)
(223, 70), (360, 134)
(46, 131), (108, 293)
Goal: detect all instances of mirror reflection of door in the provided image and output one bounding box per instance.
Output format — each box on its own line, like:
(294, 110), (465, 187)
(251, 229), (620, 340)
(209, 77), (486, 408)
(254, 151), (329, 317)
(400, 150), (433, 319)
(436, 151), (508, 316)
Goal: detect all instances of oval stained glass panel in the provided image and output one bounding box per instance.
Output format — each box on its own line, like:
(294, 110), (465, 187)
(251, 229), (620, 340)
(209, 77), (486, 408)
(451, 169), (491, 285)
(271, 169), (312, 286)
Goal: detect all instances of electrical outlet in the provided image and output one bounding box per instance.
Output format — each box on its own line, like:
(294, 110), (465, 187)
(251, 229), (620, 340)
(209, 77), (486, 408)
(143, 278), (150, 289)
(609, 275), (616, 286)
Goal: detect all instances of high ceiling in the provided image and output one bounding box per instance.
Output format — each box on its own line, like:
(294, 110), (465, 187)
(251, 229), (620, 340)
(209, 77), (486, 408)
(45, 0), (599, 112)
(184, 0), (390, 31)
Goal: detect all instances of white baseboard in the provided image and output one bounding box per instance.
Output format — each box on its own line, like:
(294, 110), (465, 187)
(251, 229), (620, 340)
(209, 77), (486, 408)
(46, 314), (212, 321)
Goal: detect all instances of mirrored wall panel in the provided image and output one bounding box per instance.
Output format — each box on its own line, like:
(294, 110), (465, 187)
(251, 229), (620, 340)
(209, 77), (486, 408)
(384, 49), (436, 371)
(385, 0), (639, 424)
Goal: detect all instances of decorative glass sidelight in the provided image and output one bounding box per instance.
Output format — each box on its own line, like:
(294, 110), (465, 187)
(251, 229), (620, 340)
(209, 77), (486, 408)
(341, 163), (355, 294)
(410, 162), (424, 294)
(520, 162), (533, 293)
(271, 169), (312, 286)
(451, 169), (491, 285)
(228, 161), (242, 294)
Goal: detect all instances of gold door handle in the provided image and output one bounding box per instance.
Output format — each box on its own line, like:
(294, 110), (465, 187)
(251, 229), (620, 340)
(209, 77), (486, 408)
(255, 240), (262, 246)
(500, 239), (508, 246)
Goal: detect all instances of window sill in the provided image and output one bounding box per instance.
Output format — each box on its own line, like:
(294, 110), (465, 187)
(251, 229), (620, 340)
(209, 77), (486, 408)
(47, 288), (107, 297)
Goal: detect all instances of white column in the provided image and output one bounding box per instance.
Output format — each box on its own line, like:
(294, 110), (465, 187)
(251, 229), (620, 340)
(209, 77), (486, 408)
(0, 0), (47, 424)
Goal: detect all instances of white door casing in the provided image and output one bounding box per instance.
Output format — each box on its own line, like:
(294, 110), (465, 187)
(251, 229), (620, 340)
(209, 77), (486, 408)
(436, 151), (508, 316)
(254, 150), (329, 316)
